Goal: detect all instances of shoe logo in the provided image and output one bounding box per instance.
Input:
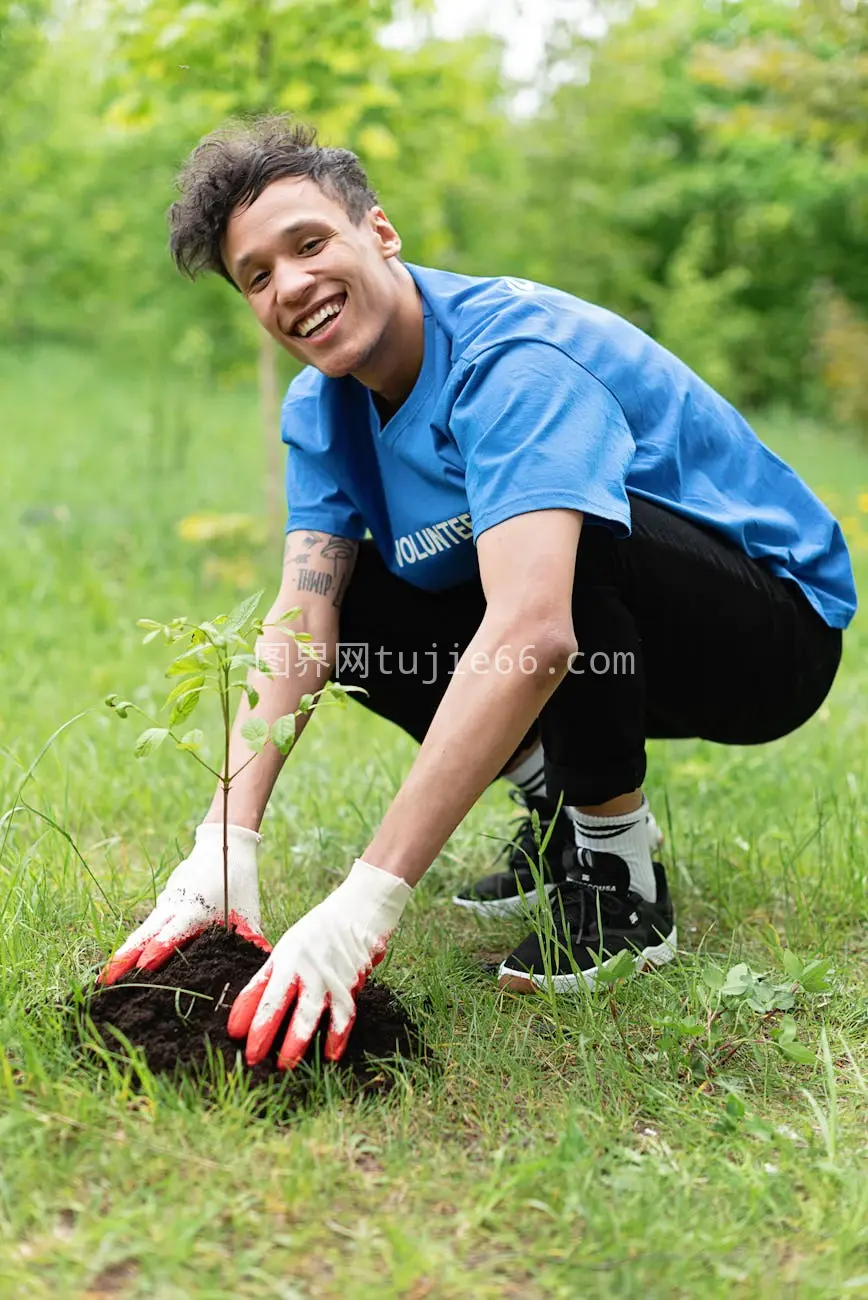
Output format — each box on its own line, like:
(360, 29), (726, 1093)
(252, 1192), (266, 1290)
(629, 912), (639, 924)
(579, 872), (617, 892)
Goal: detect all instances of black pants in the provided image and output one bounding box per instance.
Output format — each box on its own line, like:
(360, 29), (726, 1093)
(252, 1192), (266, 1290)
(336, 497), (842, 805)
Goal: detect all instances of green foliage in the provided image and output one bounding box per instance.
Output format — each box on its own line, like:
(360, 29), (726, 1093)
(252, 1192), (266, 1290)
(107, 593), (284, 924)
(652, 952), (833, 1083)
(2, 0), (866, 417)
(133, 726), (170, 757)
(647, 218), (757, 399)
(521, 0), (868, 408)
(269, 712), (296, 755)
(239, 715), (269, 754)
(106, 591), (355, 793)
(813, 283), (868, 435)
(0, 0), (513, 377)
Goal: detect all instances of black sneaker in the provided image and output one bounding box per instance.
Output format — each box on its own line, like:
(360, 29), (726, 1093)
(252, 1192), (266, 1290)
(452, 793), (574, 919)
(453, 796), (664, 922)
(497, 851), (677, 991)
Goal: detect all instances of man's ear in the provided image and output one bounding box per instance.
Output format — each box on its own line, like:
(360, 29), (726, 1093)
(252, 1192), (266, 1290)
(368, 206), (402, 259)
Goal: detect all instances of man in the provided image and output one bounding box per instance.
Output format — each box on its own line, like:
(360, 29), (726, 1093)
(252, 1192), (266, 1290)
(99, 117), (855, 1072)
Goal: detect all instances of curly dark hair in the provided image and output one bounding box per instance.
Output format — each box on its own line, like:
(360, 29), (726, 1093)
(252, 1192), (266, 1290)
(168, 116), (379, 287)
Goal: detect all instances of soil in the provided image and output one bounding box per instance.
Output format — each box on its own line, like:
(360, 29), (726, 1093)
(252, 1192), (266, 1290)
(83, 926), (421, 1087)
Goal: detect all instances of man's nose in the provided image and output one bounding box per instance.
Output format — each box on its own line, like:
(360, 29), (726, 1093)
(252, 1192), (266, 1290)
(273, 259), (315, 306)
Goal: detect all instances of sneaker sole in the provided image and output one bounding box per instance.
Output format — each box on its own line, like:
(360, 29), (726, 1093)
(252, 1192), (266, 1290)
(451, 882), (561, 920)
(497, 925), (678, 992)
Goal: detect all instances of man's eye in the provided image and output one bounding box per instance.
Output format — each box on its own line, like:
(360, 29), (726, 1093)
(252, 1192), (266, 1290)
(249, 271), (268, 290)
(301, 238), (323, 254)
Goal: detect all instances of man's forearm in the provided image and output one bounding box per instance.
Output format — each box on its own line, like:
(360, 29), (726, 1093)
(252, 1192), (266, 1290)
(202, 608), (334, 832)
(363, 615), (576, 884)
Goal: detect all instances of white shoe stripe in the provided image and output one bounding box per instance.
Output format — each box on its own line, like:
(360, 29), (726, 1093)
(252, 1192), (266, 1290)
(498, 926), (678, 990)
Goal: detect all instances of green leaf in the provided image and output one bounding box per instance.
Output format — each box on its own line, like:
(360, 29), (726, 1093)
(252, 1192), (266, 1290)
(721, 963), (755, 997)
(169, 687), (202, 727)
(176, 729), (204, 752)
(777, 1015), (798, 1045)
(798, 958), (833, 994)
(724, 1094), (745, 1120)
(241, 717), (269, 753)
(746, 983), (778, 1012)
(229, 653), (262, 672)
(778, 1040), (816, 1065)
(136, 619), (162, 631)
(196, 620), (224, 646)
(223, 590), (264, 638)
(278, 606), (302, 623)
(781, 950), (805, 981)
(595, 948), (636, 985)
(134, 727), (169, 757)
(104, 693), (118, 708)
(165, 673), (205, 704)
(114, 700), (134, 719)
(298, 693), (316, 713)
(166, 651), (209, 677)
(702, 964), (725, 992)
(242, 684), (259, 708)
(271, 713), (296, 755)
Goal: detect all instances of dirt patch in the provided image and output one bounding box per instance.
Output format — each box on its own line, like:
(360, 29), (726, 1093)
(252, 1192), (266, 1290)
(83, 926), (421, 1086)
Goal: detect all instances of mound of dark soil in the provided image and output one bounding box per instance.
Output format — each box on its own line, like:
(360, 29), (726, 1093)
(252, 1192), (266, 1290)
(84, 926), (421, 1086)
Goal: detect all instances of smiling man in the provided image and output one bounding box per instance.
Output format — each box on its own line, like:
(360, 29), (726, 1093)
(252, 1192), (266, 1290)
(99, 117), (856, 1070)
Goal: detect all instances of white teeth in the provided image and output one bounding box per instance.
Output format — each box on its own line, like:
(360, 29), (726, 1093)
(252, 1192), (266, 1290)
(296, 298), (344, 338)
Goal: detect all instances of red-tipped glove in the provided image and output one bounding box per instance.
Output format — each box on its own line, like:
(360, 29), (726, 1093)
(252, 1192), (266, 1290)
(99, 823), (271, 986)
(227, 858), (412, 1069)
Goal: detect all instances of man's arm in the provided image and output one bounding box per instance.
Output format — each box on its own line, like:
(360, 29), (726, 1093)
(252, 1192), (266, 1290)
(361, 509), (581, 883)
(201, 529), (359, 832)
(224, 508), (583, 1066)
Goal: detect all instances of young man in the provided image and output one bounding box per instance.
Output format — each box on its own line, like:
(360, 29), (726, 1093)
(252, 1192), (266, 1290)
(100, 118), (855, 1072)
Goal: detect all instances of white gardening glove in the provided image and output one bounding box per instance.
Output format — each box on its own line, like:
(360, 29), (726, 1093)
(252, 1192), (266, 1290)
(227, 859), (412, 1069)
(99, 822), (270, 986)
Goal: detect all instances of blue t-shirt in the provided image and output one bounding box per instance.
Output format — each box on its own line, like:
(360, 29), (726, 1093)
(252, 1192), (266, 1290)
(281, 263), (856, 629)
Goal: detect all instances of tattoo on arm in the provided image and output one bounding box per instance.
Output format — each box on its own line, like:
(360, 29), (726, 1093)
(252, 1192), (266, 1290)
(320, 537), (357, 607)
(296, 568), (333, 597)
(283, 531), (358, 607)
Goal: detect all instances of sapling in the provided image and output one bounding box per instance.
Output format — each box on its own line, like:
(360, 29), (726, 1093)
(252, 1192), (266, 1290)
(105, 589), (350, 929)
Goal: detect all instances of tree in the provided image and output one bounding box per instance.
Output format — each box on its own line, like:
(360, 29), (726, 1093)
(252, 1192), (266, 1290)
(519, 0), (868, 408)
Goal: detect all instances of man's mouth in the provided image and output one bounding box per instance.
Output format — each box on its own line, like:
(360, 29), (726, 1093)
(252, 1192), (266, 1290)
(292, 294), (347, 340)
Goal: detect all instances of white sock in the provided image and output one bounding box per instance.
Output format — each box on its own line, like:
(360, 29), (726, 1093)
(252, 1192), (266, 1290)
(567, 795), (657, 902)
(505, 742), (547, 801)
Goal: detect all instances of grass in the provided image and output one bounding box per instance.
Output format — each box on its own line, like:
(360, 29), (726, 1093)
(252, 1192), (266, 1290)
(1, 346), (867, 1299)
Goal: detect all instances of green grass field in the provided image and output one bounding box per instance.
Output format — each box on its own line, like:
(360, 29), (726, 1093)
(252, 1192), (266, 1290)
(1, 347), (866, 1299)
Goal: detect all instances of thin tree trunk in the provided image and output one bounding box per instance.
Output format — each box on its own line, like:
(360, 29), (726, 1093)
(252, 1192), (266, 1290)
(254, 23), (282, 541)
(258, 331), (282, 540)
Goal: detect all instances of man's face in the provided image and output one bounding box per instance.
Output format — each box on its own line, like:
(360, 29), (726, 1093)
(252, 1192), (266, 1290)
(222, 176), (403, 379)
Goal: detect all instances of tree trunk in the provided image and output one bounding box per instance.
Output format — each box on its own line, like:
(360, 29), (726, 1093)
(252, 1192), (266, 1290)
(258, 331), (282, 541)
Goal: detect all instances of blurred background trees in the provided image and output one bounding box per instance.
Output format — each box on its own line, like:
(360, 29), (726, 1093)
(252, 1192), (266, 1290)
(1, 0), (866, 428)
